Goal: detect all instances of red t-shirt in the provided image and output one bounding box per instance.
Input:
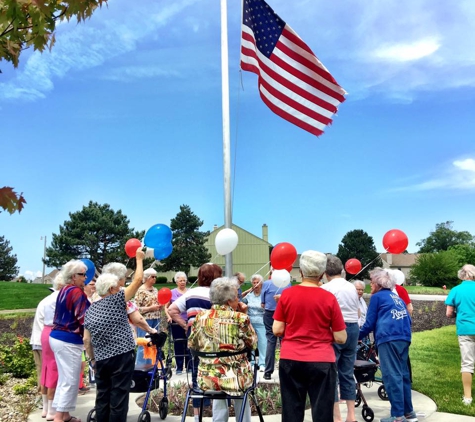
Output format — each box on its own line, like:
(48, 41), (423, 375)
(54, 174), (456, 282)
(274, 285), (346, 362)
(395, 285), (411, 305)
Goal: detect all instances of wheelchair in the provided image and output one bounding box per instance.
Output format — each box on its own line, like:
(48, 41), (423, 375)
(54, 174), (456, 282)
(181, 348), (264, 422)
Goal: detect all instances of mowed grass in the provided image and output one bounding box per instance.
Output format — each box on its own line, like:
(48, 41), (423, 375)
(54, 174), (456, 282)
(0, 281), (52, 311)
(411, 325), (475, 416)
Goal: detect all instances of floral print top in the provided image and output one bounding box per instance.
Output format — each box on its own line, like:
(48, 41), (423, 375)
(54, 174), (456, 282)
(188, 305), (257, 395)
(134, 286), (160, 319)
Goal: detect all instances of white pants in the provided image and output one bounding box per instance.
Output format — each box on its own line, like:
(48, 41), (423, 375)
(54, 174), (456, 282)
(49, 337), (83, 412)
(212, 398), (251, 422)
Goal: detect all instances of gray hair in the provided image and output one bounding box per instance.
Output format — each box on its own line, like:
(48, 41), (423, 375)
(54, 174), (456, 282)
(96, 273), (120, 297)
(458, 264), (475, 281)
(353, 280), (365, 289)
(369, 267), (395, 290)
(61, 260), (87, 285)
(251, 274), (263, 283)
(174, 271), (187, 282)
(210, 277), (239, 305)
(102, 262), (127, 280)
(300, 250), (327, 277)
(53, 272), (66, 291)
(143, 268), (157, 282)
(325, 255), (344, 277)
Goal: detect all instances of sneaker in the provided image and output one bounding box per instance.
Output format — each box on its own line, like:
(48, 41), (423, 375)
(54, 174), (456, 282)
(404, 411), (418, 422)
(259, 366), (265, 372)
(176, 370), (183, 375)
(463, 397), (472, 405)
(263, 373), (271, 380)
(380, 417), (407, 422)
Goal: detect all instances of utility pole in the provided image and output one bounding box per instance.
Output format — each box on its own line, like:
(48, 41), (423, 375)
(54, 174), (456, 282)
(41, 236), (46, 284)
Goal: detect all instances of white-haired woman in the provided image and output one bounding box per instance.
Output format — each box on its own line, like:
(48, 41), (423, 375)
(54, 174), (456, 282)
(273, 251), (347, 422)
(83, 248), (145, 422)
(242, 274), (267, 371)
(353, 280), (367, 327)
(189, 277), (256, 422)
(101, 262), (156, 337)
(49, 260), (90, 422)
(165, 271), (190, 375)
(359, 268), (416, 422)
(446, 264), (475, 406)
(134, 268), (162, 365)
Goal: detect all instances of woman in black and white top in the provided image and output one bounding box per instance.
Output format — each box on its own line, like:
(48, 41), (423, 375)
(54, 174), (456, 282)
(83, 247), (145, 422)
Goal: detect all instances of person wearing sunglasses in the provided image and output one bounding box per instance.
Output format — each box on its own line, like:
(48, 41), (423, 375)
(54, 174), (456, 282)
(134, 268), (162, 365)
(49, 260), (90, 422)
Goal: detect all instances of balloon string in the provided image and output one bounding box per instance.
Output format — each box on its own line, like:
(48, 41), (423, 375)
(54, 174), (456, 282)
(347, 253), (383, 281)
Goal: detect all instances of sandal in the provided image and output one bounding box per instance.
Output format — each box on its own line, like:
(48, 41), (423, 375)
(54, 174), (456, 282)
(64, 417), (81, 422)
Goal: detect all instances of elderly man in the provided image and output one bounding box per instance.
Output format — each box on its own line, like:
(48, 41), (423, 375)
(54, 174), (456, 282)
(321, 255), (360, 422)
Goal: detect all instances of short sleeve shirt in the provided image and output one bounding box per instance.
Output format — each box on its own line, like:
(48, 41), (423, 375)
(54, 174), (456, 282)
(84, 290), (136, 361)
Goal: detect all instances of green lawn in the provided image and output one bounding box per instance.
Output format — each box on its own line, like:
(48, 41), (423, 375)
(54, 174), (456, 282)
(0, 281), (52, 311)
(412, 325), (474, 416)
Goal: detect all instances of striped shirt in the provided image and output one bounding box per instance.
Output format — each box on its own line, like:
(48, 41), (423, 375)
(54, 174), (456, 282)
(173, 286), (211, 328)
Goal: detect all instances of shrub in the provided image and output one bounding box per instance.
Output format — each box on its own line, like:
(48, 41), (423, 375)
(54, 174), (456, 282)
(0, 335), (35, 378)
(155, 277), (168, 284)
(409, 252), (459, 287)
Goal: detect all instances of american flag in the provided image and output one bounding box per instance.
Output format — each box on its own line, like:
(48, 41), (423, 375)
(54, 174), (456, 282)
(240, 0), (347, 137)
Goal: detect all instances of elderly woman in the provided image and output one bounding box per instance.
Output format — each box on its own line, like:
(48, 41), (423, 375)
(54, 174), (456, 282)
(446, 264), (475, 406)
(242, 274), (266, 371)
(83, 248), (145, 422)
(189, 277), (257, 422)
(164, 271), (190, 375)
(359, 268), (416, 422)
(353, 280), (367, 327)
(134, 267), (162, 365)
(49, 260), (90, 422)
(273, 251), (347, 422)
(40, 273), (65, 420)
(168, 263), (223, 421)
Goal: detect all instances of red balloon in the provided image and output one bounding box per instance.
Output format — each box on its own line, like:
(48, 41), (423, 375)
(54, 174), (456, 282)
(125, 238), (142, 258)
(383, 229), (409, 254)
(270, 242), (297, 270)
(345, 258), (362, 275)
(157, 288), (172, 305)
(285, 265), (293, 273)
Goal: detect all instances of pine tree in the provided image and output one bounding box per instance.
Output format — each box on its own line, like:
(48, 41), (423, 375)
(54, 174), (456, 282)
(0, 236), (19, 280)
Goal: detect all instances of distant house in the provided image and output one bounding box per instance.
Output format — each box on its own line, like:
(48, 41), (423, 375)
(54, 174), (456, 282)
(31, 269), (59, 284)
(380, 253), (419, 284)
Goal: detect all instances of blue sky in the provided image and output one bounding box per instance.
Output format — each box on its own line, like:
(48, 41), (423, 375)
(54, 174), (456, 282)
(1, 0), (475, 279)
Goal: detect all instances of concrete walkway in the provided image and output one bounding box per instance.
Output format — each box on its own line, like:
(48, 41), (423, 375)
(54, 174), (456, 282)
(28, 371), (475, 422)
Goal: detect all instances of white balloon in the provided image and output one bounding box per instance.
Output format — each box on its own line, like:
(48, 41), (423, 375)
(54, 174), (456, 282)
(387, 269), (405, 286)
(145, 247), (155, 258)
(271, 269), (291, 288)
(215, 228), (239, 255)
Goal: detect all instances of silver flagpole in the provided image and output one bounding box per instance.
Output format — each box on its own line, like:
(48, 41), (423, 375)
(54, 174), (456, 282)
(221, 0), (233, 276)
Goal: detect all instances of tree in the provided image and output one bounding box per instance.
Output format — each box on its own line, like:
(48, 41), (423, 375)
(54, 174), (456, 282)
(409, 251), (459, 287)
(446, 244), (475, 269)
(416, 221), (474, 253)
(44, 201), (144, 269)
(0, 0), (107, 68)
(0, 186), (26, 214)
(156, 205), (211, 274)
(0, 235), (19, 280)
(336, 229), (382, 280)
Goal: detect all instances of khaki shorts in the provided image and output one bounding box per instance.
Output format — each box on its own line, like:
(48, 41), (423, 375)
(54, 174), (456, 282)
(458, 335), (475, 373)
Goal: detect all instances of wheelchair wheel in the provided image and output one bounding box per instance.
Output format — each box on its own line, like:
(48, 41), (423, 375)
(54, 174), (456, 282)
(86, 408), (96, 422)
(362, 405), (374, 422)
(355, 392), (362, 408)
(138, 410), (151, 422)
(159, 397), (169, 419)
(378, 384), (389, 401)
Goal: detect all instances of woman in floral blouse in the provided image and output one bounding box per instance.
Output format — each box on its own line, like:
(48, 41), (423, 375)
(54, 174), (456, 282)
(134, 268), (162, 365)
(189, 277), (257, 422)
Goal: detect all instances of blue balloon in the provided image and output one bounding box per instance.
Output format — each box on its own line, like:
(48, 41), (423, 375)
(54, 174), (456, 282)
(153, 242), (173, 260)
(80, 258), (96, 285)
(144, 224), (173, 248)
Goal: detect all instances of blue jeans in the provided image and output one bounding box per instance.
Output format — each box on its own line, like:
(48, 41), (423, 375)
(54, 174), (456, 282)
(264, 310), (277, 375)
(333, 322), (359, 401)
(135, 318), (159, 366)
(250, 320), (267, 368)
(378, 340), (414, 417)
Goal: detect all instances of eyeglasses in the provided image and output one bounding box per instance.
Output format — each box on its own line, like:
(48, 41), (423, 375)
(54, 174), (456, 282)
(149, 275), (157, 279)
(76, 273), (87, 277)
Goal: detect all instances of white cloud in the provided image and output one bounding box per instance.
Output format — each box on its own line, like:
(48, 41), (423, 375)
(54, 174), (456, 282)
(372, 39), (440, 62)
(24, 270), (34, 280)
(101, 66), (181, 82)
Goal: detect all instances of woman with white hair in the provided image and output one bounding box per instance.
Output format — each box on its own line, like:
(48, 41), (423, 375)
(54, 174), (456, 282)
(83, 248), (145, 422)
(242, 274), (267, 371)
(49, 260), (90, 422)
(446, 264), (475, 406)
(134, 267), (162, 365)
(273, 251), (347, 422)
(164, 271), (190, 375)
(359, 268), (416, 422)
(353, 280), (367, 327)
